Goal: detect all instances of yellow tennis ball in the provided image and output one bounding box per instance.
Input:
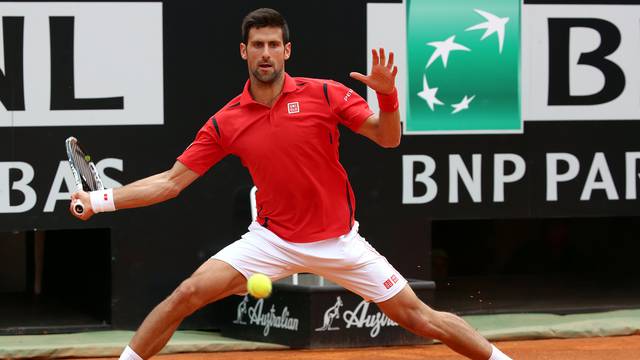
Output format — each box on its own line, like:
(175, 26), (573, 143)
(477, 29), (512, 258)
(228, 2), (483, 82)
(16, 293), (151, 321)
(247, 273), (272, 299)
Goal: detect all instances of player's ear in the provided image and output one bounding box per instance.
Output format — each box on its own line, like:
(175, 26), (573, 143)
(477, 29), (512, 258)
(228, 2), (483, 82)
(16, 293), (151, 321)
(240, 43), (247, 60)
(284, 42), (291, 60)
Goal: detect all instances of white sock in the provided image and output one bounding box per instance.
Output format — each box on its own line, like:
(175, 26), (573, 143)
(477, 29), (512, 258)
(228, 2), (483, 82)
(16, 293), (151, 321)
(119, 345), (143, 360)
(489, 344), (512, 360)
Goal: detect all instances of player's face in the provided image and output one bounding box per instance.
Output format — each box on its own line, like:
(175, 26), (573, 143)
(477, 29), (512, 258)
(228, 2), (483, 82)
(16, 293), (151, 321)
(241, 26), (291, 84)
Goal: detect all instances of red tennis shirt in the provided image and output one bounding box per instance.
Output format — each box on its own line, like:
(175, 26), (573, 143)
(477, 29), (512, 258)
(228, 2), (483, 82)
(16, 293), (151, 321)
(177, 73), (374, 243)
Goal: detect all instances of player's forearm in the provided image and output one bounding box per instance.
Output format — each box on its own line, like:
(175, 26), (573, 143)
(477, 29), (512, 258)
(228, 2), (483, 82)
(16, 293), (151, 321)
(112, 171), (182, 210)
(84, 161), (198, 214)
(376, 110), (402, 148)
(373, 85), (401, 148)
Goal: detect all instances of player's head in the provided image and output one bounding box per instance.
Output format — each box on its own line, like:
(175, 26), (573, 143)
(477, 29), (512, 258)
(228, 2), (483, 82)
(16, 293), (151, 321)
(240, 8), (291, 84)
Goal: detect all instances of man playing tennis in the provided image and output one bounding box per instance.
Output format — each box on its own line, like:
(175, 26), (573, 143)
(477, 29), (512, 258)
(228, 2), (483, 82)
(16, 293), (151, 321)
(70, 8), (511, 360)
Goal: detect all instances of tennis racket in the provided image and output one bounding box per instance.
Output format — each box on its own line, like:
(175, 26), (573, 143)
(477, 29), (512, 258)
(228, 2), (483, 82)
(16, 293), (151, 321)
(65, 136), (104, 215)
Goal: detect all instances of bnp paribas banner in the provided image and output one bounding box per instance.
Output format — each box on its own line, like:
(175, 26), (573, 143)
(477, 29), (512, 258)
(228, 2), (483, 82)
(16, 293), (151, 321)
(405, 0), (521, 134)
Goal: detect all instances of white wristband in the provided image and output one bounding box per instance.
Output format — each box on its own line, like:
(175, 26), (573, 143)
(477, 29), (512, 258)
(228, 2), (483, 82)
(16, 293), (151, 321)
(89, 189), (116, 213)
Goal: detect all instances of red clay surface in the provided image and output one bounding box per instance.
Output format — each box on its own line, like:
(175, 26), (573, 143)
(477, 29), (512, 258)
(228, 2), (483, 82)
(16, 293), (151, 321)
(81, 334), (640, 360)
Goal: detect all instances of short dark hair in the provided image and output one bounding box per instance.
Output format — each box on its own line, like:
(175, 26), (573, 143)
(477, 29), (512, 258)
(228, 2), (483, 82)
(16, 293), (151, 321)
(241, 8), (290, 44)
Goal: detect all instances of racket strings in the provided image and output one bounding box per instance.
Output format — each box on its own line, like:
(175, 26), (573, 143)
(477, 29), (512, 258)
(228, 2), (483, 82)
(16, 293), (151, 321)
(69, 141), (99, 191)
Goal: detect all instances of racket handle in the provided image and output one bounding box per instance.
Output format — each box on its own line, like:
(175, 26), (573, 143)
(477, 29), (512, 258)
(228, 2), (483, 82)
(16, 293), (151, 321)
(73, 199), (85, 215)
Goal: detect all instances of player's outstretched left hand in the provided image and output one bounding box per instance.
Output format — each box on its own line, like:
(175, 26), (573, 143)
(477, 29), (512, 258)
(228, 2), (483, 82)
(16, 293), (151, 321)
(350, 48), (398, 95)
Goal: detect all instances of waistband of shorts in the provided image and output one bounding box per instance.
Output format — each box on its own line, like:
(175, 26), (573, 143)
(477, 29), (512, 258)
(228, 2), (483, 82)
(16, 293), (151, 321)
(248, 221), (360, 244)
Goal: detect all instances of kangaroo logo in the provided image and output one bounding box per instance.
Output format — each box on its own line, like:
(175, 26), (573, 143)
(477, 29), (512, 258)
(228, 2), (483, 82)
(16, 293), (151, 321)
(233, 295), (249, 324)
(315, 296), (343, 331)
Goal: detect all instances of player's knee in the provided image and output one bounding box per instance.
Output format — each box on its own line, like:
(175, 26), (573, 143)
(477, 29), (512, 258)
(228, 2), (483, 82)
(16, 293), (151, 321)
(419, 310), (461, 341)
(421, 312), (448, 339)
(169, 280), (203, 315)
(387, 303), (421, 330)
(397, 306), (446, 340)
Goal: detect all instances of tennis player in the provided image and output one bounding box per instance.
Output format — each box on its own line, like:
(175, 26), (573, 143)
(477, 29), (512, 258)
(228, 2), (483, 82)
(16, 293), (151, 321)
(70, 8), (511, 360)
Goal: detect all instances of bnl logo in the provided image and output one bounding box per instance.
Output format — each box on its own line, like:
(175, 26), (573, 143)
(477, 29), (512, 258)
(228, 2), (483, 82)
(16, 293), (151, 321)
(405, 0), (640, 134)
(1, 16), (122, 112)
(0, 3), (163, 127)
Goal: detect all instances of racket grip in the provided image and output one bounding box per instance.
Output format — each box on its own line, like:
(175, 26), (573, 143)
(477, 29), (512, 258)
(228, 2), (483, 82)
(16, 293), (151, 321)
(73, 200), (85, 215)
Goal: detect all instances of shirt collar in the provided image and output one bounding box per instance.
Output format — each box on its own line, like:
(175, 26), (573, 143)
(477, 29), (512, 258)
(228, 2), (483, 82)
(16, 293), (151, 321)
(240, 72), (297, 106)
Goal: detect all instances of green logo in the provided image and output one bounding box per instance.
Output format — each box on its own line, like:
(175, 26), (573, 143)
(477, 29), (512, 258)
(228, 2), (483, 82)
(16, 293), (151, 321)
(406, 0), (521, 134)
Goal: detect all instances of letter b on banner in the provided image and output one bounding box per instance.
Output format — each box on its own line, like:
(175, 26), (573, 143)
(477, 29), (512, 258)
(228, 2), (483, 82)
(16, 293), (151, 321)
(548, 18), (625, 106)
(403, 155), (437, 204)
(523, 5), (640, 121)
(0, 162), (36, 213)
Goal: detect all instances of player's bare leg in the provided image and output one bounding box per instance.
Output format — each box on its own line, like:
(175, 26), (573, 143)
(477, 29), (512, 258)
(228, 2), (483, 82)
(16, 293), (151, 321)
(125, 259), (246, 359)
(377, 285), (508, 360)
(141, 319), (181, 357)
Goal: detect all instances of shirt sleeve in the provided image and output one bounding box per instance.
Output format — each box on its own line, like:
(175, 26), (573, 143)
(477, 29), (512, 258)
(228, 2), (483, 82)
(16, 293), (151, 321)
(326, 80), (374, 132)
(177, 117), (228, 176)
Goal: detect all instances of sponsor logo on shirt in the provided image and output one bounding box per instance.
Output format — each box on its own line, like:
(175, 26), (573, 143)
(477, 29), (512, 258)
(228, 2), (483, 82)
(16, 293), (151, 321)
(287, 102), (300, 114)
(343, 89), (354, 102)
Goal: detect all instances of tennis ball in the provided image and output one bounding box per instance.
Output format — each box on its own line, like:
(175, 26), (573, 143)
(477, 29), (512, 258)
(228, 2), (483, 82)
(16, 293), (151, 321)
(247, 273), (272, 299)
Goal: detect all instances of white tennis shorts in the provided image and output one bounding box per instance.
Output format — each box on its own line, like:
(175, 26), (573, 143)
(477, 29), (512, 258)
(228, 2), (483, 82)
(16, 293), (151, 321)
(212, 221), (407, 303)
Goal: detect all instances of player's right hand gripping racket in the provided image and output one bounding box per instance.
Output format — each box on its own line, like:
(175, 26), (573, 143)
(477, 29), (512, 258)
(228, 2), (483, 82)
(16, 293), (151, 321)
(65, 136), (104, 215)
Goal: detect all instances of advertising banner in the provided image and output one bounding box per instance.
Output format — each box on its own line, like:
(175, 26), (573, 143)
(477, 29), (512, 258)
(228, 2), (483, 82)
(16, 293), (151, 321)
(220, 280), (435, 348)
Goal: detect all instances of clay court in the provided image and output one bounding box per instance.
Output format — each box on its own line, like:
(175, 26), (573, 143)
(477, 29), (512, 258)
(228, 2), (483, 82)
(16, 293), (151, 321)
(4, 310), (640, 359)
(78, 335), (640, 360)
